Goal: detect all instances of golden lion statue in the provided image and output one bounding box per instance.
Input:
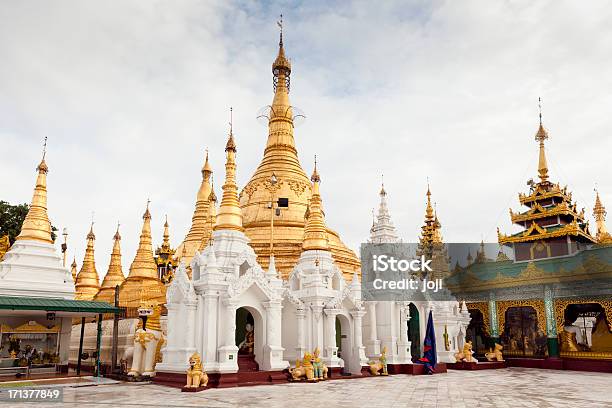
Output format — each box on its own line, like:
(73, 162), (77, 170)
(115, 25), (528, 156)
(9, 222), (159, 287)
(185, 352), (208, 388)
(454, 341), (475, 363)
(290, 352), (315, 381)
(485, 343), (504, 361)
(368, 346), (388, 375)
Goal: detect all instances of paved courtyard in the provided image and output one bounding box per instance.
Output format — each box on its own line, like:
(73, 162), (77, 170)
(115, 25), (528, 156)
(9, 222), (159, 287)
(10, 368), (612, 408)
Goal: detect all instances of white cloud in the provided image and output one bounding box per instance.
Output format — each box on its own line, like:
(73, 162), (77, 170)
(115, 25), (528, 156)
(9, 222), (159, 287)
(1, 1), (610, 278)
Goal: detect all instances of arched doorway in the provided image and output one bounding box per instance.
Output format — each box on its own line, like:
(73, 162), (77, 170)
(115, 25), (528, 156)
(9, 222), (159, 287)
(235, 308), (255, 353)
(336, 314), (353, 374)
(466, 309), (492, 357)
(501, 306), (542, 357)
(235, 306), (263, 371)
(408, 303), (420, 362)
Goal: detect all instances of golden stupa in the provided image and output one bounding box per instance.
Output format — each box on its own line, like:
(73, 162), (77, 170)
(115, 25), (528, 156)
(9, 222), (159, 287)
(16, 152), (53, 244)
(238, 30), (360, 280)
(74, 224), (100, 300)
(94, 225), (126, 303)
(176, 151), (215, 268)
(118, 202), (166, 307)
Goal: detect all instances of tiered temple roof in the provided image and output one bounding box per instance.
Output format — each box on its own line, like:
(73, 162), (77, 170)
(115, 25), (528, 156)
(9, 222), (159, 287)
(497, 106), (595, 260)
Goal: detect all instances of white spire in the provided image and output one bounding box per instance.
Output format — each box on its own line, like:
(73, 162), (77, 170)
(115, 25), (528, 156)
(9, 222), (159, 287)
(369, 182), (401, 243)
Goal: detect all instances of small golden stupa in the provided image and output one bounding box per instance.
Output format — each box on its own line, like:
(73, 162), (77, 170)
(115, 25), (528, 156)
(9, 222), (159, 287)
(15, 152), (53, 244)
(238, 28), (360, 280)
(215, 120), (243, 232)
(74, 224), (100, 300)
(118, 202), (166, 307)
(302, 158), (328, 251)
(176, 151), (214, 268)
(94, 225), (126, 303)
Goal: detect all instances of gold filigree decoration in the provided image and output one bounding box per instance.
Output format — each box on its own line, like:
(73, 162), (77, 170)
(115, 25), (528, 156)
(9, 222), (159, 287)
(499, 219), (592, 244)
(497, 299), (546, 334)
(553, 297), (612, 334)
(466, 301), (490, 332)
(241, 181), (260, 201)
(287, 180), (309, 198)
(263, 178), (284, 193)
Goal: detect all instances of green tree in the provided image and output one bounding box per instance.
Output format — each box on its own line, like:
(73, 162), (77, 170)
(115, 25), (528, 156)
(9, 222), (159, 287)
(0, 201), (57, 244)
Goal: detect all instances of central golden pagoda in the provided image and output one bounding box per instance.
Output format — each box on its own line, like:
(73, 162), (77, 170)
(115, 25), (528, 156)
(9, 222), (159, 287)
(238, 30), (360, 280)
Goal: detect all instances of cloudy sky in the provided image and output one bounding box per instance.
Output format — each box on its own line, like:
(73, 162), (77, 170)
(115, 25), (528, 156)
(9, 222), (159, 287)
(1, 1), (610, 277)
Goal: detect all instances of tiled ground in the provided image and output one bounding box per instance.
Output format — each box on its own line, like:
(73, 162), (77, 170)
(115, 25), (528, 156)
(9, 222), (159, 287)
(7, 368), (612, 408)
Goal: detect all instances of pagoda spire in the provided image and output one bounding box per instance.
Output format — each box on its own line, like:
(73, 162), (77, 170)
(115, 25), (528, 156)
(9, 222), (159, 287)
(369, 177), (400, 243)
(162, 215), (170, 248)
(179, 149), (213, 262)
(75, 222), (100, 300)
(593, 190), (612, 244)
(303, 156), (328, 250)
(267, 15), (296, 152)
(95, 223), (126, 303)
(118, 200), (166, 307)
(70, 257), (78, 283)
(535, 97), (550, 183)
(419, 183), (442, 248)
(16, 138), (53, 243)
(215, 108), (244, 231)
(127, 201), (158, 280)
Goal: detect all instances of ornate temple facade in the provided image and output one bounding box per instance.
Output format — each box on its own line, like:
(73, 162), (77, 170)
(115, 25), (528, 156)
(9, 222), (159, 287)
(159, 41), (369, 375)
(448, 112), (612, 365)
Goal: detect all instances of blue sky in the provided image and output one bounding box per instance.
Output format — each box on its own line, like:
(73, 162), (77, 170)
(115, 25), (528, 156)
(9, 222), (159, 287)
(1, 1), (610, 276)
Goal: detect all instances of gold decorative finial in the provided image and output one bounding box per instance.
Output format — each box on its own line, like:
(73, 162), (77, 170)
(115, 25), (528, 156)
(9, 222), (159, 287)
(277, 13), (283, 46)
(380, 173), (386, 196)
(42, 136), (47, 159)
(272, 15), (291, 91)
(215, 112), (243, 231)
(16, 141), (53, 243)
(303, 157), (328, 250)
(535, 97), (549, 182)
(202, 148), (212, 177)
(311, 154), (320, 183)
(226, 107), (236, 152)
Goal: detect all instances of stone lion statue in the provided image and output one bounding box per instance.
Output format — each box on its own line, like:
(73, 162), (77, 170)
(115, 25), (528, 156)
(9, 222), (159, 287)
(485, 343), (504, 362)
(185, 352), (208, 388)
(454, 341), (475, 363)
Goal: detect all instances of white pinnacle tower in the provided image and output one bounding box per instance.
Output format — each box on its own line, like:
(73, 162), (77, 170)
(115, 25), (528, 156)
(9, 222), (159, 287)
(369, 183), (401, 243)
